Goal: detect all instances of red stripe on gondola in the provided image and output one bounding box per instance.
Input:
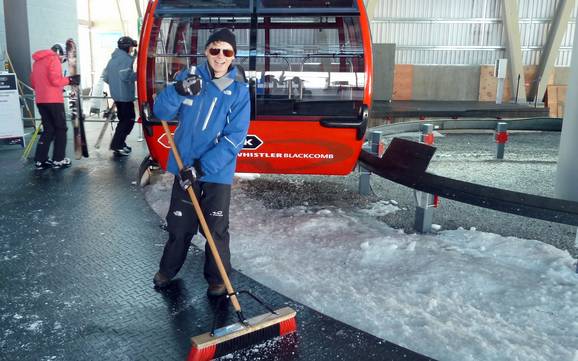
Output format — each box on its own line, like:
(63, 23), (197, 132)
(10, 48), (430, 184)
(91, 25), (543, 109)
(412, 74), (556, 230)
(357, 0), (373, 108)
(137, 0), (159, 104)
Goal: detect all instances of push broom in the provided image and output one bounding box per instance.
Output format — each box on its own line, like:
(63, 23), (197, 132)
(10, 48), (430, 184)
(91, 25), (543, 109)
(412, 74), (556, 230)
(160, 120), (297, 361)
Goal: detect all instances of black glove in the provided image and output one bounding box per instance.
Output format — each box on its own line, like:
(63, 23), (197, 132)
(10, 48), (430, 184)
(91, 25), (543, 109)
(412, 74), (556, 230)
(175, 75), (202, 96)
(177, 160), (205, 191)
(68, 75), (81, 86)
(178, 166), (198, 191)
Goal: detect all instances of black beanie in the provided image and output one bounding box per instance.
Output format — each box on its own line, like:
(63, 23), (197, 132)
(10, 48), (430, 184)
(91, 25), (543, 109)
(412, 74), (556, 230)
(205, 29), (237, 54)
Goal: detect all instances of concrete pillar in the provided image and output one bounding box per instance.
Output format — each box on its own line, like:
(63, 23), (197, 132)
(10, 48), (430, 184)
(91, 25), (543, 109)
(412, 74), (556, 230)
(555, 26), (578, 202)
(3, 1), (31, 83)
(0, 1), (6, 65)
(530, 0), (576, 103)
(4, 0), (78, 84)
(501, 0), (527, 103)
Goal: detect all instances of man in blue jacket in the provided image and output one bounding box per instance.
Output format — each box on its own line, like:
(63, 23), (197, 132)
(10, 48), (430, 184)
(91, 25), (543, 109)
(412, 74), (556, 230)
(152, 29), (250, 297)
(103, 36), (137, 156)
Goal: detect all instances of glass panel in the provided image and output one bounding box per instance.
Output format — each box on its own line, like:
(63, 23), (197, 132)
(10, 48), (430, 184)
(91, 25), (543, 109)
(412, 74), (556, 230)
(147, 17), (251, 103)
(259, 0), (356, 8)
(255, 15), (365, 117)
(159, 0), (251, 9)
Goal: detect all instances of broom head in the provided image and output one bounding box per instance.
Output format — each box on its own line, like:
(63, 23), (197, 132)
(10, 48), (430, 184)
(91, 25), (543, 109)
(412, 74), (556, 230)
(188, 306), (297, 361)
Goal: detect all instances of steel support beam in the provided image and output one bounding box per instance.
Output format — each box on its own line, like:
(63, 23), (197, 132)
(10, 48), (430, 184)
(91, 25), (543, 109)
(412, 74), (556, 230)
(530, 0), (576, 103)
(88, 0), (95, 88)
(501, 0), (527, 103)
(135, 0), (143, 19)
(365, 0), (378, 21)
(115, 0), (127, 35)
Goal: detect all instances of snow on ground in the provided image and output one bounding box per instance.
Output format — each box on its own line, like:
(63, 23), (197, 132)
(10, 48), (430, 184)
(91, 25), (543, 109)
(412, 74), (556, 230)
(143, 172), (578, 361)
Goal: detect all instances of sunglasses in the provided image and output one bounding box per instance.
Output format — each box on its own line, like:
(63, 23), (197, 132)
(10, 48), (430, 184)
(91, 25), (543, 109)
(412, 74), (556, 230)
(208, 48), (234, 58)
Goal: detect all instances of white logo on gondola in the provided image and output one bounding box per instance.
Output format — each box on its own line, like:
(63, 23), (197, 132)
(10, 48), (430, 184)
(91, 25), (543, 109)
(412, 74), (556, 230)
(243, 135), (263, 150)
(157, 133), (172, 149)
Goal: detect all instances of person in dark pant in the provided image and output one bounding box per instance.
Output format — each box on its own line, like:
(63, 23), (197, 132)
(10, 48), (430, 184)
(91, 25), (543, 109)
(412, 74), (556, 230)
(161, 181), (232, 290)
(30, 44), (79, 169)
(103, 36), (137, 156)
(152, 29), (250, 297)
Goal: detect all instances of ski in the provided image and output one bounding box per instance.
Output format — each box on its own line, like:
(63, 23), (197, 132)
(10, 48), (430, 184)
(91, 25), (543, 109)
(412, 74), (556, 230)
(94, 102), (117, 149)
(65, 38), (89, 159)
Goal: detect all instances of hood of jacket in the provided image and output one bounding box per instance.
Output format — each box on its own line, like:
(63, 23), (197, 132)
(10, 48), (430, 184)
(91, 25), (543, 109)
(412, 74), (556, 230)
(32, 49), (58, 62)
(111, 48), (133, 61)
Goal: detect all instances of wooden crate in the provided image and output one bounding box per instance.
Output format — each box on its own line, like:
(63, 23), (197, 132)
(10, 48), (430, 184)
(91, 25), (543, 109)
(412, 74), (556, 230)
(479, 65), (512, 102)
(392, 64), (413, 100)
(479, 65), (555, 102)
(547, 85), (567, 118)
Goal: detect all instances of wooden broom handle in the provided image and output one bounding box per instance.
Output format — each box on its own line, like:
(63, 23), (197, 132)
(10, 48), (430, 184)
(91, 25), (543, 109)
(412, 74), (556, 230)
(161, 121), (242, 312)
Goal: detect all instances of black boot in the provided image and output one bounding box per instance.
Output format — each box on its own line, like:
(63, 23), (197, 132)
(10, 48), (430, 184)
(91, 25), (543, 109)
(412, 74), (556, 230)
(153, 272), (171, 288)
(206, 283), (226, 297)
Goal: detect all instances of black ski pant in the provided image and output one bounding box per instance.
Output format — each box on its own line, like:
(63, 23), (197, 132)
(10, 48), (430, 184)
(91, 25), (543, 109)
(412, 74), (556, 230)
(34, 103), (68, 162)
(110, 101), (135, 150)
(159, 178), (232, 285)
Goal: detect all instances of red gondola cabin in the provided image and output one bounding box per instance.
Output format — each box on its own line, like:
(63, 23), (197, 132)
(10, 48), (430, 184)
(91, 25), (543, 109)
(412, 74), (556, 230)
(137, 0), (373, 175)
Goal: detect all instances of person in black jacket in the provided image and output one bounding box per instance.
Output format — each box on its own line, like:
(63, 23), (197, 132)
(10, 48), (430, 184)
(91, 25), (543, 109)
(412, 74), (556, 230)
(103, 36), (137, 156)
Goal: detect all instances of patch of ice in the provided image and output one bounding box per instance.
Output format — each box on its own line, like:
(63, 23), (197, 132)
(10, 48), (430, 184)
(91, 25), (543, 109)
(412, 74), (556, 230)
(360, 200), (400, 217)
(26, 321), (42, 332)
(235, 173), (260, 181)
(316, 209), (332, 215)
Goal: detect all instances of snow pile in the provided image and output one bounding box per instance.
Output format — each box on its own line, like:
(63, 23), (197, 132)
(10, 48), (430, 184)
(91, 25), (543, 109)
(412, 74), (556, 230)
(144, 173), (578, 361)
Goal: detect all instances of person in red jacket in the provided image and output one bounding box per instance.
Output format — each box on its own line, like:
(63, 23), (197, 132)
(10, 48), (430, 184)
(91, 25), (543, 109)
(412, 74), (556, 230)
(30, 44), (80, 169)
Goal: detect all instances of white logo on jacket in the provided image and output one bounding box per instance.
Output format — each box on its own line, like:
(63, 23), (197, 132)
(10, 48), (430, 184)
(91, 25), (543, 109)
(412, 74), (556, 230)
(223, 90), (232, 95)
(210, 210), (223, 217)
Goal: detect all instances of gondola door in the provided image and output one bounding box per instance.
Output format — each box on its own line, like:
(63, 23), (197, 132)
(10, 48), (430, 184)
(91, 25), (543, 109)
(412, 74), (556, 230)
(236, 3), (369, 175)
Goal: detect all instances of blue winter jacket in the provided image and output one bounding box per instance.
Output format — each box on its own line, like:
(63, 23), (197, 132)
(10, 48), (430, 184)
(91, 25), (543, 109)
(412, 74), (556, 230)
(153, 62), (250, 185)
(103, 49), (136, 102)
